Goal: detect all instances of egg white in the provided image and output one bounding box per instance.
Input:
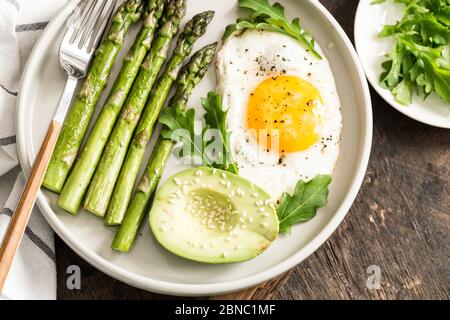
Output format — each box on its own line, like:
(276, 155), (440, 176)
(216, 30), (342, 200)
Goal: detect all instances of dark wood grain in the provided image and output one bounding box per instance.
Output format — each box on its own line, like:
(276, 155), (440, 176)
(56, 0), (450, 300)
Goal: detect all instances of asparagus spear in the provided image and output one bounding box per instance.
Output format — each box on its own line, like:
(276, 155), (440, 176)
(58, 0), (167, 214)
(43, 0), (145, 193)
(104, 11), (215, 225)
(112, 138), (172, 252)
(112, 43), (217, 251)
(83, 0), (186, 217)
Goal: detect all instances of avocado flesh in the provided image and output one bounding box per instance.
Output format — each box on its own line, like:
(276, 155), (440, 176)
(149, 167), (279, 264)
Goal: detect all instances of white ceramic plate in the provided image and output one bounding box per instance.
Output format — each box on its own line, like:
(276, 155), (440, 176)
(355, 0), (450, 129)
(16, 0), (372, 296)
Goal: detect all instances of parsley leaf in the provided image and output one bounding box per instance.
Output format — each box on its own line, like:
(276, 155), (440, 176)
(224, 0), (322, 59)
(277, 175), (332, 234)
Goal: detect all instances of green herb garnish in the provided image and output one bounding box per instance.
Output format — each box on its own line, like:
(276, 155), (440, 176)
(277, 175), (332, 234)
(160, 91), (238, 174)
(201, 92), (239, 174)
(224, 0), (322, 59)
(160, 102), (198, 156)
(375, 0), (450, 105)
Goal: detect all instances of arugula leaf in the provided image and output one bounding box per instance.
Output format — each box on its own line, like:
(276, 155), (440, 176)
(375, 0), (450, 106)
(159, 92), (239, 174)
(392, 78), (415, 104)
(224, 18), (290, 41)
(159, 104), (202, 160)
(437, 7), (450, 26)
(379, 13), (450, 45)
(277, 175), (332, 234)
(400, 34), (450, 104)
(224, 0), (321, 59)
(380, 43), (408, 88)
(201, 92), (239, 174)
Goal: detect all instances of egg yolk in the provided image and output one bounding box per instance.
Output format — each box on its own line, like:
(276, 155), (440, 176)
(247, 75), (322, 154)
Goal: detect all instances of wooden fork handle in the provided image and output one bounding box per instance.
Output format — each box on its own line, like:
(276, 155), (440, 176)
(0, 120), (61, 292)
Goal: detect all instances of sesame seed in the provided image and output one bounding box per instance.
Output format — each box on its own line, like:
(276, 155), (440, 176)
(236, 188), (245, 197)
(223, 251), (228, 258)
(261, 222), (269, 228)
(261, 212), (270, 217)
(196, 170), (202, 177)
(221, 173), (227, 179)
(252, 193), (259, 198)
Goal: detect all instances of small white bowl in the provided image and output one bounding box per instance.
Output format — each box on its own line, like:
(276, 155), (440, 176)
(355, 0), (450, 129)
(16, 0), (372, 296)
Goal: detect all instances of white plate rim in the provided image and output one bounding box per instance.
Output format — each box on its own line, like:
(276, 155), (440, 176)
(16, 0), (373, 296)
(354, 0), (450, 129)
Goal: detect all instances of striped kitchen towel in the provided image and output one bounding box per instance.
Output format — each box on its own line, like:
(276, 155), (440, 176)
(0, 0), (69, 300)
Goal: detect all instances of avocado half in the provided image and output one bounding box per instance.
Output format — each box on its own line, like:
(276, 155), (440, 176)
(149, 167), (279, 264)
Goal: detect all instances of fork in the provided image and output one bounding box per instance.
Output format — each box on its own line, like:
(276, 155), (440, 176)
(0, 0), (118, 292)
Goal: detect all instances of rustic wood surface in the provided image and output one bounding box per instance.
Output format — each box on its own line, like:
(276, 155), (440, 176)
(56, 0), (450, 300)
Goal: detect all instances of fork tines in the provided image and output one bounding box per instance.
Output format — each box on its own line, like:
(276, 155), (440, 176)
(66, 0), (118, 53)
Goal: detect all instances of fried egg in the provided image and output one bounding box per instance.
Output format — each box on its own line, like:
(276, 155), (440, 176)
(216, 30), (342, 200)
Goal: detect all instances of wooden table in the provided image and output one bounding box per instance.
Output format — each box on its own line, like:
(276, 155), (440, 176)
(56, 0), (450, 300)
